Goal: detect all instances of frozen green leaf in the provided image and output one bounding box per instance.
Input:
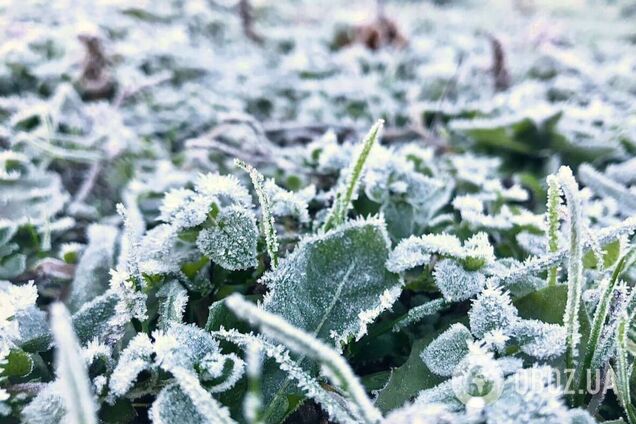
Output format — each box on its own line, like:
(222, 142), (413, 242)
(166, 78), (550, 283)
(15, 306), (52, 352)
(196, 206), (258, 271)
(262, 216), (402, 346)
(469, 285), (518, 339)
(374, 338), (442, 413)
(72, 291), (123, 345)
(157, 280), (188, 331)
(1, 348), (33, 377)
(421, 324), (472, 377)
(150, 383), (217, 424)
(21, 382), (66, 424)
(68, 224), (117, 312)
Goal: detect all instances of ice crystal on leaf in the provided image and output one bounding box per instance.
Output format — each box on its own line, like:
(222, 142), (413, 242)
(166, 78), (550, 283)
(108, 333), (154, 398)
(159, 189), (212, 230)
(153, 324), (222, 371)
(196, 206), (259, 271)
(469, 284), (518, 339)
(412, 379), (463, 412)
(322, 120), (383, 232)
(264, 178), (312, 223)
(158, 173), (252, 231)
(109, 322), (243, 419)
(434, 259), (487, 302)
(215, 329), (363, 424)
(462, 233), (496, 270)
(71, 290), (127, 346)
(546, 175), (562, 287)
(512, 320), (567, 359)
(362, 143), (451, 233)
(162, 367), (235, 424)
(155, 171), (260, 272)
(614, 311), (636, 424)
(0, 281), (38, 344)
(158, 188), (207, 230)
(21, 382), (66, 424)
(5, 3), (636, 422)
(150, 383), (207, 424)
(0, 151), (69, 226)
(387, 232), (495, 275)
(421, 323), (473, 377)
(393, 298), (448, 331)
(198, 352), (245, 393)
(235, 159), (280, 269)
(138, 224), (182, 276)
(385, 235), (440, 272)
(108, 268), (147, 324)
(262, 216), (402, 347)
(482, 330), (510, 353)
(80, 339), (111, 368)
(156, 280), (188, 331)
(356, 286), (402, 340)
(194, 173), (251, 207)
(224, 295), (382, 424)
(485, 216), (636, 289)
(555, 166), (585, 371)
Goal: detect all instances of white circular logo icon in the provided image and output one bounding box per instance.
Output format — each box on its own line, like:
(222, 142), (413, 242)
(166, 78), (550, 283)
(451, 349), (504, 406)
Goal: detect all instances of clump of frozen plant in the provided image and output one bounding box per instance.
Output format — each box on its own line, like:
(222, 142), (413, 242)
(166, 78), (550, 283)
(3, 2), (636, 422)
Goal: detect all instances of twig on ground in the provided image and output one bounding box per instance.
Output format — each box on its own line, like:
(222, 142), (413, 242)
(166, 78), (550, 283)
(486, 33), (511, 91)
(239, 0), (264, 44)
(72, 161), (101, 207)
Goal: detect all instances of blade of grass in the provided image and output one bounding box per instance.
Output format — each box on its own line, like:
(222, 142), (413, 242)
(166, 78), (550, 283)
(235, 159), (280, 269)
(555, 167), (584, 376)
(546, 175), (561, 287)
(614, 313), (636, 424)
(50, 303), (98, 424)
(322, 120), (384, 232)
(575, 249), (635, 404)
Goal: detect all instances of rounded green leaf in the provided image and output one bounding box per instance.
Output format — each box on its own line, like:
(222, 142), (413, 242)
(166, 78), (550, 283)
(1, 348), (33, 378)
(196, 206), (258, 271)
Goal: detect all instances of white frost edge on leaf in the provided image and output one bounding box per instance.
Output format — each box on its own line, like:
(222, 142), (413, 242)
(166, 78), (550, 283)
(353, 284), (403, 342)
(169, 367), (236, 424)
(107, 333), (154, 399)
(261, 214), (391, 290)
(203, 352), (245, 394)
(486, 214), (636, 287)
(387, 231), (495, 273)
(556, 166), (585, 368)
(393, 298), (448, 332)
(50, 303), (98, 424)
(225, 295), (382, 424)
(213, 329), (362, 424)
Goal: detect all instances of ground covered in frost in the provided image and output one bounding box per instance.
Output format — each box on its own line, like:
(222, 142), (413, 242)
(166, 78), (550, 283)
(1, 0), (636, 423)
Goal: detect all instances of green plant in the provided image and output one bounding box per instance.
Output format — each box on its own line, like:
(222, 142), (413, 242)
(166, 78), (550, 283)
(2, 1), (636, 423)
